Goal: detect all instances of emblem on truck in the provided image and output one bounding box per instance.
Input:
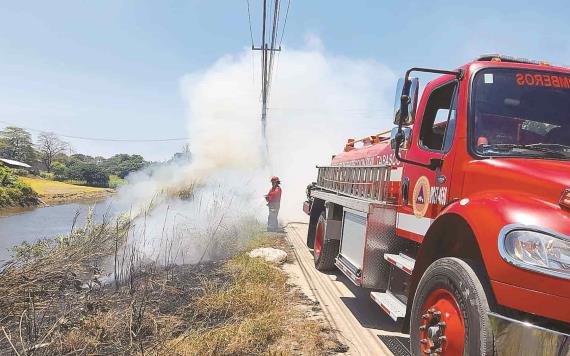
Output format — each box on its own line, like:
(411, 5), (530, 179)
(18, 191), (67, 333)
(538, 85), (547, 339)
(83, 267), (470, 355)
(413, 176), (431, 218)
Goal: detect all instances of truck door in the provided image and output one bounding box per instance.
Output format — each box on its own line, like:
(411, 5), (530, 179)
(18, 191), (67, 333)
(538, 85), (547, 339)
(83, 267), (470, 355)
(397, 78), (459, 242)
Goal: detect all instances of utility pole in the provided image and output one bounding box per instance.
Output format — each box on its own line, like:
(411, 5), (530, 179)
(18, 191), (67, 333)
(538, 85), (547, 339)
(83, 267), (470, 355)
(252, 0), (281, 145)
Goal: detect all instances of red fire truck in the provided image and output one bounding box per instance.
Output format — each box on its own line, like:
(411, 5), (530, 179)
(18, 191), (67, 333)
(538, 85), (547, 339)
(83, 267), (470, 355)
(303, 55), (570, 355)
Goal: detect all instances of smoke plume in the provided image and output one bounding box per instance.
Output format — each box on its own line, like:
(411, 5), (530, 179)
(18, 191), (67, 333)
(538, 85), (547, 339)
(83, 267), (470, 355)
(112, 36), (396, 263)
(182, 36), (396, 221)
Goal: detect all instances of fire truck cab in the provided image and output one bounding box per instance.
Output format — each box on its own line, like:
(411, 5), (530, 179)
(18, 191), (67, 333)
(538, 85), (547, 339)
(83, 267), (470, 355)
(303, 55), (570, 355)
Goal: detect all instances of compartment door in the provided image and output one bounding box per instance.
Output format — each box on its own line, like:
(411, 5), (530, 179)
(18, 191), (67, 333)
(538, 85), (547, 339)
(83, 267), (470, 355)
(339, 209), (367, 269)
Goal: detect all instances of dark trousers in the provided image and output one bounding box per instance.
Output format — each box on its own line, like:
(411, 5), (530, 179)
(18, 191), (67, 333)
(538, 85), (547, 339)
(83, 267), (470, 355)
(267, 207), (279, 231)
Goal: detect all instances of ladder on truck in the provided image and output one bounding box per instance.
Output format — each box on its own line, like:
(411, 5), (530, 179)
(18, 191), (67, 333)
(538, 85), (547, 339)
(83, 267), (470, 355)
(312, 165), (396, 211)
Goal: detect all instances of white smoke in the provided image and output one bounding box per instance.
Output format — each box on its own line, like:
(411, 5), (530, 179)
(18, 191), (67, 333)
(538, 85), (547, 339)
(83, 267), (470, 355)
(111, 36), (396, 264)
(182, 37), (396, 221)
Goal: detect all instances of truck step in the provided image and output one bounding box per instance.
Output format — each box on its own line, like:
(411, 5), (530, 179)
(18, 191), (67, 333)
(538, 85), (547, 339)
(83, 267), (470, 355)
(334, 254), (362, 286)
(371, 291), (406, 321)
(384, 253), (415, 275)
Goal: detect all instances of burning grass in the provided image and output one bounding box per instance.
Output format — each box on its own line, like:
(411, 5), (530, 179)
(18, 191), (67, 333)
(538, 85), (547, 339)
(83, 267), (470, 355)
(0, 214), (341, 355)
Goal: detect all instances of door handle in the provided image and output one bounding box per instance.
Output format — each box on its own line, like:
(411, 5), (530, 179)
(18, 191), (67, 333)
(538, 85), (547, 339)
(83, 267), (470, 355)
(436, 175), (446, 184)
(402, 177), (410, 205)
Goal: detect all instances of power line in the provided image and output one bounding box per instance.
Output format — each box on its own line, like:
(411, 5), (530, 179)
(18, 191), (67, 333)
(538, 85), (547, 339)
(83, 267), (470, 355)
(278, 0), (291, 47)
(0, 120), (190, 143)
(246, 0), (255, 48)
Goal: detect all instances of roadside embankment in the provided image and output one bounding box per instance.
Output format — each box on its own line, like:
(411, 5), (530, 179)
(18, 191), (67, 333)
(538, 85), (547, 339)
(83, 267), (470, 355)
(20, 176), (113, 205)
(0, 215), (342, 355)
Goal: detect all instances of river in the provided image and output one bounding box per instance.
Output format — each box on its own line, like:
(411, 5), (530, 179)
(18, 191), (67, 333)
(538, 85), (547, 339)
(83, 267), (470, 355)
(0, 198), (117, 262)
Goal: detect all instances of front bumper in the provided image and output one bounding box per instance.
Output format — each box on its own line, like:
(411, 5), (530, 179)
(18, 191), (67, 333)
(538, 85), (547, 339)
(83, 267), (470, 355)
(488, 312), (570, 355)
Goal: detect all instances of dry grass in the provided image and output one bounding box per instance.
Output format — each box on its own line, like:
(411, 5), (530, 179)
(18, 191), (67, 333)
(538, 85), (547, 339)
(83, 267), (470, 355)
(0, 213), (341, 355)
(167, 234), (342, 356)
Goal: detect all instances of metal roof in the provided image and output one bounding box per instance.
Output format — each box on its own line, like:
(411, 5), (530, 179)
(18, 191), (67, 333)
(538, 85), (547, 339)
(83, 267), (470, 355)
(0, 158), (31, 168)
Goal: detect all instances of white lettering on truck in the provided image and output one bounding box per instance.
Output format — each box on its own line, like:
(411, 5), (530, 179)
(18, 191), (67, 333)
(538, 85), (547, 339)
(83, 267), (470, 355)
(429, 186), (448, 205)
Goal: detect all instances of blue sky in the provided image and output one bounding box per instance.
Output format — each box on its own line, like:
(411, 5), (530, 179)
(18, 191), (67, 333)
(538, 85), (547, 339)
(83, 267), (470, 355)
(1, 0), (569, 160)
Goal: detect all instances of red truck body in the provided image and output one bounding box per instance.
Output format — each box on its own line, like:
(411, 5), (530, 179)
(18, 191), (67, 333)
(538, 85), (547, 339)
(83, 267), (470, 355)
(304, 56), (570, 355)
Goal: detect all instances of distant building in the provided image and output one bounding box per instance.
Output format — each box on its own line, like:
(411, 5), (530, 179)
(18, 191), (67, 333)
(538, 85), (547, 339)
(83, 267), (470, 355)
(0, 158), (32, 169)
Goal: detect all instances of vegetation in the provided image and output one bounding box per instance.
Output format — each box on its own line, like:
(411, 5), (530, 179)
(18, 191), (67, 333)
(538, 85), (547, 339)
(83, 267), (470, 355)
(0, 126), (150, 190)
(0, 166), (38, 208)
(0, 214), (341, 355)
(169, 234), (342, 355)
(101, 153), (147, 179)
(20, 176), (112, 204)
(51, 152), (148, 188)
(0, 126), (36, 163)
(36, 132), (68, 173)
(109, 174), (126, 189)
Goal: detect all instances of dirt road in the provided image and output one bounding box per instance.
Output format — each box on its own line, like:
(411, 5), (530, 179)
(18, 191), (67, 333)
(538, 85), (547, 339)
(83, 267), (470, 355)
(285, 223), (410, 356)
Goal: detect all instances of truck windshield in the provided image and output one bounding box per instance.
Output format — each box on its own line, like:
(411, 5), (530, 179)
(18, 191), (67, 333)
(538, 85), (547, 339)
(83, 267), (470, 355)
(472, 68), (570, 160)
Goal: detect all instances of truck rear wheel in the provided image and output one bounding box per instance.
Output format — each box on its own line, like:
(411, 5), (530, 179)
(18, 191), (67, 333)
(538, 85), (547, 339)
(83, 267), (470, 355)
(313, 212), (339, 271)
(410, 257), (493, 356)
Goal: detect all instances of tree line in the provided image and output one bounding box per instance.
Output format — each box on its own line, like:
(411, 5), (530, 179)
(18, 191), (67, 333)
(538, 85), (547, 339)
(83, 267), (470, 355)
(0, 126), (148, 187)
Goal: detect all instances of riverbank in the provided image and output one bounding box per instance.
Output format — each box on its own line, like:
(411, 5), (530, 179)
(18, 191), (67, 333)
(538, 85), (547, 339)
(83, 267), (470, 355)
(0, 217), (342, 355)
(20, 176), (114, 205)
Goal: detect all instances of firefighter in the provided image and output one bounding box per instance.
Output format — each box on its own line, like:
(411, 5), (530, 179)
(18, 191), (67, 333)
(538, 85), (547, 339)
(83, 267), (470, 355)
(265, 176), (282, 232)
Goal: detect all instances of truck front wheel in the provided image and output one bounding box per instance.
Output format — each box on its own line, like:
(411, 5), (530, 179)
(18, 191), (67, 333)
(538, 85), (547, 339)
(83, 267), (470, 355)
(410, 257), (494, 356)
(313, 212), (339, 271)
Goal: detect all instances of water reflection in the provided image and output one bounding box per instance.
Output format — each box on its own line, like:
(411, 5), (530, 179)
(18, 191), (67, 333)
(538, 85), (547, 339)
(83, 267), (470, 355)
(0, 198), (116, 262)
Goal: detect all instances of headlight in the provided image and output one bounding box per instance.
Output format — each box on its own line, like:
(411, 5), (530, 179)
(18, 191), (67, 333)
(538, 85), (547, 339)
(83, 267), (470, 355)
(500, 226), (570, 279)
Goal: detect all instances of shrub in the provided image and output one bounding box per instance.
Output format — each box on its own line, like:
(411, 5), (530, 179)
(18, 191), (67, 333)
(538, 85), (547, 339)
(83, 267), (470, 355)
(39, 171), (55, 180)
(11, 168), (30, 176)
(108, 175), (126, 189)
(52, 161), (69, 181)
(67, 162), (109, 187)
(0, 166), (38, 207)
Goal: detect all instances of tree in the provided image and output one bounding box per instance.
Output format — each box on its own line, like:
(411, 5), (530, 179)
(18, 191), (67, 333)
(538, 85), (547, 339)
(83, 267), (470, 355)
(51, 161), (68, 181)
(37, 132), (68, 172)
(67, 162), (109, 187)
(102, 154), (147, 178)
(69, 153), (95, 164)
(0, 127), (36, 163)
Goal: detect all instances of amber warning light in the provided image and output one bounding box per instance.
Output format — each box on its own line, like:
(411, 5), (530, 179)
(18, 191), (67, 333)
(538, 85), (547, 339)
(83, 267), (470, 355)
(560, 189), (570, 210)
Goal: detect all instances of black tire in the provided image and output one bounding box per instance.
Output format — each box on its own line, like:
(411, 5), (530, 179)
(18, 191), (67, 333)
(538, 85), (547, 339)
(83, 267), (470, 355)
(410, 257), (493, 356)
(313, 212), (340, 271)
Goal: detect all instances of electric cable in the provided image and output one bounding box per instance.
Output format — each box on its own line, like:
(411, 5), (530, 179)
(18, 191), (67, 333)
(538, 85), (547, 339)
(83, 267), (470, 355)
(246, 0), (255, 48)
(0, 120), (190, 142)
(278, 0), (291, 47)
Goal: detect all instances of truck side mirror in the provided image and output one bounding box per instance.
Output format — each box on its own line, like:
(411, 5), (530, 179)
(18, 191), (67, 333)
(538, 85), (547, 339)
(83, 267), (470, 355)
(390, 127), (412, 149)
(393, 77), (419, 126)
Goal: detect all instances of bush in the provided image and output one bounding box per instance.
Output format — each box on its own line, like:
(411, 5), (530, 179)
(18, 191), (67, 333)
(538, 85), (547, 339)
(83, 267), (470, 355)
(67, 162), (109, 187)
(52, 161), (68, 181)
(102, 154), (147, 178)
(0, 166), (38, 207)
(39, 171), (55, 180)
(108, 175), (125, 189)
(12, 168), (30, 177)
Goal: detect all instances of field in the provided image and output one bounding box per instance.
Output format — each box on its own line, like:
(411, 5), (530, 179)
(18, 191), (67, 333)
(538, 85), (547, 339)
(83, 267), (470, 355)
(20, 176), (114, 204)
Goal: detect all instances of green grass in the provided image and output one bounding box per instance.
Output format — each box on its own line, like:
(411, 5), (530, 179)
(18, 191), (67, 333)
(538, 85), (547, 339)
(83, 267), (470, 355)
(20, 176), (112, 204)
